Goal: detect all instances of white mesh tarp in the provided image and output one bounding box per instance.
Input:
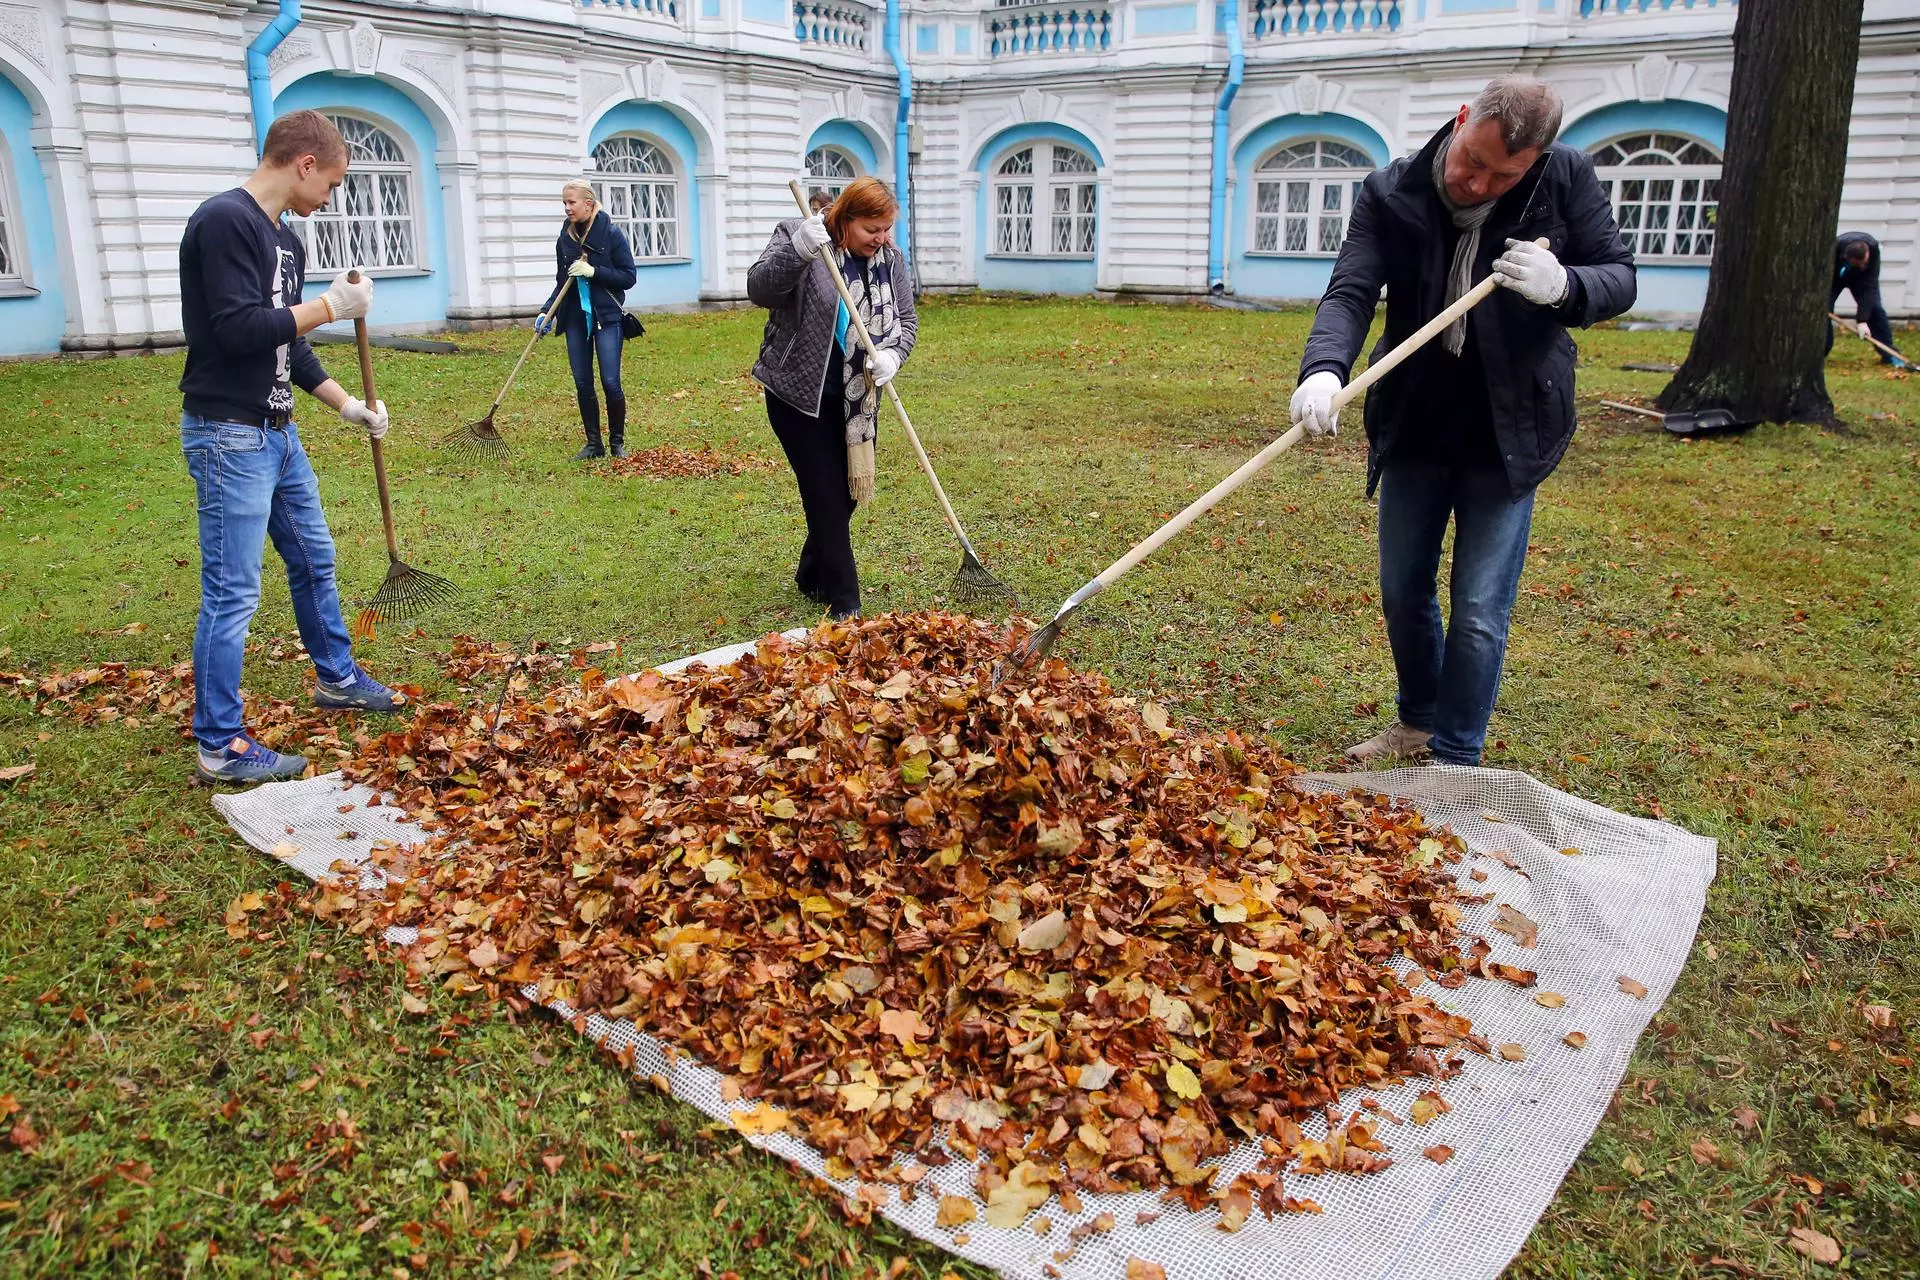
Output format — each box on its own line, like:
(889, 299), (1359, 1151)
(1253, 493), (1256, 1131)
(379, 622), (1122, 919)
(214, 633), (1716, 1280)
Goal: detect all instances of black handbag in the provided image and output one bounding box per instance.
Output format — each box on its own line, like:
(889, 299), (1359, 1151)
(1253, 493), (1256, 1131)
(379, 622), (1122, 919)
(620, 311), (645, 341)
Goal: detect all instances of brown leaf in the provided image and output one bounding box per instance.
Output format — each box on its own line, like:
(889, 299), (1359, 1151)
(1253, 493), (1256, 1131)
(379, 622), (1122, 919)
(1730, 1106), (1761, 1135)
(1497, 1043), (1526, 1062)
(1562, 1031), (1588, 1050)
(1126, 1262), (1168, 1280)
(1423, 1145), (1454, 1164)
(1534, 991), (1566, 1009)
(1617, 975), (1649, 999)
(934, 1195), (976, 1229)
(1787, 1227), (1841, 1266)
(1491, 904), (1539, 949)
(1688, 1137), (1720, 1166)
(0, 763), (34, 783)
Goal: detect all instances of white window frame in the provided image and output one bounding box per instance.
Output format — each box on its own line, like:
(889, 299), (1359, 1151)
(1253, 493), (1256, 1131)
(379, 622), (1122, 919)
(988, 141), (1097, 260)
(804, 145), (860, 203)
(1589, 131), (1721, 264)
(590, 134), (687, 262)
(1249, 138), (1373, 258)
(287, 113), (423, 279)
(0, 134), (31, 296)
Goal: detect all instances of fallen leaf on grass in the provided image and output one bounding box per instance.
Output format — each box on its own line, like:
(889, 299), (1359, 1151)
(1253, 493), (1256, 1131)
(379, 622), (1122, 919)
(0, 763), (33, 783)
(1689, 1137), (1720, 1166)
(1617, 976), (1649, 999)
(1787, 1227), (1841, 1266)
(1423, 1145), (1454, 1164)
(1491, 904), (1539, 949)
(1861, 1004), (1892, 1029)
(400, 993), (429, 1016)
(1730, 1106), (1760, 1135)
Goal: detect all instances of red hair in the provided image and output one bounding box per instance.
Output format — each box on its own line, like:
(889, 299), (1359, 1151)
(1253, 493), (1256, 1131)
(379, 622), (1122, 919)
(825, 176), (899, 244)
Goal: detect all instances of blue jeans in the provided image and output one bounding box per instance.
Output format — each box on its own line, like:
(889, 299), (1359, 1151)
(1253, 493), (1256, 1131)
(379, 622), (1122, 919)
(564, 313), (625, 437)
(181, 414), (357, 750)
(1376, 460), (1535, 764)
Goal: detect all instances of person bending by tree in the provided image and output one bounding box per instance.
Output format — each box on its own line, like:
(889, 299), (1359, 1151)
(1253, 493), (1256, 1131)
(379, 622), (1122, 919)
(747, 176), (916, 621)
(1829, 232), (1904, 364)
(1290, 75), (1636, 766)
(177, 109), (406, 785)
(536, 179), (639, 459)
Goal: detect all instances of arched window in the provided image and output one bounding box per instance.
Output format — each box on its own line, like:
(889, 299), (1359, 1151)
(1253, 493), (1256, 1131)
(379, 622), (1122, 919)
(991, 141), (1097, 258)
(805, 146), (858, 203)
(0, 155), (17, 284)
(289, 114), (418, 273)
(1251, 139), (1373, 256)
(592, 135), (681, 259)
(1589, 132), (1721, 261)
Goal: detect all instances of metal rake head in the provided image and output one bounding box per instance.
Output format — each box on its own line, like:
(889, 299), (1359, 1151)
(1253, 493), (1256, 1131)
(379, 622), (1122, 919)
(440, 414), (511, 463)
(988, 617), (1060, 688)
(351, 562), (460, 640)
(950, 548), (1017, 612)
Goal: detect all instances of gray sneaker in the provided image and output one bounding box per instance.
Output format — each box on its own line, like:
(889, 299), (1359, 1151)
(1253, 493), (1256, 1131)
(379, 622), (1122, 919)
(1346, 722), (1433, 763)
(195, 733), (308, 785)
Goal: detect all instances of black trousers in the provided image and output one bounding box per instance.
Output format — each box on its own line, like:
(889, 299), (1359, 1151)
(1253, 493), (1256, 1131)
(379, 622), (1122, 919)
(1827, 290), (1901, 360)
(766, 357), (859, 615)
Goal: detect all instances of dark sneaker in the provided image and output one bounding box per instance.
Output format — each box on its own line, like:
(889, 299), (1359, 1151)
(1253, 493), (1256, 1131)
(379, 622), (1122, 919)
(315, 669), (407, 713)
(196, 733), (307, 785)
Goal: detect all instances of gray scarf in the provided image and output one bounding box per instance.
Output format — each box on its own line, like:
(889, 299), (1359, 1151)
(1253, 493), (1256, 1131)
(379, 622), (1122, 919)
(835, 245), (900, 504)
(1432, 134), (1496, 357)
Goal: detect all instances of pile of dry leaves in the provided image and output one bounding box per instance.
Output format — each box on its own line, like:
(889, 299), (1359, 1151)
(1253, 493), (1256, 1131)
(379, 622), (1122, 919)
(324, 612), (1488, 1226)
(596, 444), (773, 480)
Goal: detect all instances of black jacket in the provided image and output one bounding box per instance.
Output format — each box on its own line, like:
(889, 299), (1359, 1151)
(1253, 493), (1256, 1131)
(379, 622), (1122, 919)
(1301, 123), (1637, 497)
(1832, 231), (1882, 322)
(541, 210), (639, 329)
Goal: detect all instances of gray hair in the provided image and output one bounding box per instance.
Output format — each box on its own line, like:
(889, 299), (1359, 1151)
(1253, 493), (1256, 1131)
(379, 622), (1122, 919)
(1468, 75), (1564, 156)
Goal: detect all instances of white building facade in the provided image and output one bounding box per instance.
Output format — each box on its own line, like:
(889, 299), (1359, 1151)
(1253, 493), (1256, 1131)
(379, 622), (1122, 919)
(0, 0), (1915, 355)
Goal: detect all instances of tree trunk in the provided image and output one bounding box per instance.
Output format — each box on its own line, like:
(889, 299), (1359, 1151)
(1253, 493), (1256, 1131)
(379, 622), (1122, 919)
(1658, 0), (1864, 425)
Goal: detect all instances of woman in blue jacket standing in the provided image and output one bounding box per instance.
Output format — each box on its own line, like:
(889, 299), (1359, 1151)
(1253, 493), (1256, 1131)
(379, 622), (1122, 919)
(538, 179), (639, 459)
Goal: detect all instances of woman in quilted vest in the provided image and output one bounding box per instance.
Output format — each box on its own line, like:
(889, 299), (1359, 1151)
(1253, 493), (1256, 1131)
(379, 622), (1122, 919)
(746, 176), (918, 621)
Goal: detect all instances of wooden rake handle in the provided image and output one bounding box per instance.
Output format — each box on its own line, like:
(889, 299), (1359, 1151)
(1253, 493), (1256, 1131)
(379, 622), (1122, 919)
(787, 181), (980, 555)
(489, 297), (566, 415)
(347, 269), (402, 564)
(1828, 311), (1908, 364)
(1044, 241), (1545, 621)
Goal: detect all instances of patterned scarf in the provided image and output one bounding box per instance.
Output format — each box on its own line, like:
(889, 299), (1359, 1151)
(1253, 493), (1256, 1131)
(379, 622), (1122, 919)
(1432, 133), (1496, 357)
(836, 246), (900, 504)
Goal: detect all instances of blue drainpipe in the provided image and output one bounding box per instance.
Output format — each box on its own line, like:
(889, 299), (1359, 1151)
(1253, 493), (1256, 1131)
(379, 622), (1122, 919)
(1207, 0), (1243, 291)
(247, 0), (303, 155)
(884, 0), (912, 258)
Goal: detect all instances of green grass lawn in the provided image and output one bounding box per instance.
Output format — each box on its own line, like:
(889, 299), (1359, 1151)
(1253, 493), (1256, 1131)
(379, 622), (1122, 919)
(1, 296), (1915, 1279)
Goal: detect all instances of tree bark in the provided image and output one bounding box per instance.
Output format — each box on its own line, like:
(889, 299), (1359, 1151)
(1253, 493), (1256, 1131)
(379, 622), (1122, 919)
(1658, 0), (1865, 425)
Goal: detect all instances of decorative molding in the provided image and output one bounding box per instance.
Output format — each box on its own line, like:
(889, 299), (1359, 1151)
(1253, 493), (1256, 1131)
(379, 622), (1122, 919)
(268, 34), (316, 75)
(843, 84), (868, 124)
(581, 68), (624, 111)
(400, 49), (458, 101)
(1633, 52), (1674, 102)
(1293, 72), (1325, 115)
(350, 21), (381, 75)
(0, 3), (48, 72)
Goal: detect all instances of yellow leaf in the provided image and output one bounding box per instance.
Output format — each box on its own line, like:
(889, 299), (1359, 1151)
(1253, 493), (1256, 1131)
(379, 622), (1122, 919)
(935, 1195), (976, 1229)
(1212, 901), (1248, 924)
(1534, 991), (1566, 1008)
(730, 1101), (790, 1135)
(1497, 1042), (1526, 1062)
(1165, 1060), (1202, 1101)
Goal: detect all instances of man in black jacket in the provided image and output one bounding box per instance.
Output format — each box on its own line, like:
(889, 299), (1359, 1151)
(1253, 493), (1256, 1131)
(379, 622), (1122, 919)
(179, 109), (406, 785)
(1289, 75), (1635, 765)
(1830, 232), (1905, 365)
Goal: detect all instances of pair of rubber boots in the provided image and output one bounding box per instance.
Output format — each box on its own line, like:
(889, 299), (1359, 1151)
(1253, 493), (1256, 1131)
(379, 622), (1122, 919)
(573, 395), (627, 461)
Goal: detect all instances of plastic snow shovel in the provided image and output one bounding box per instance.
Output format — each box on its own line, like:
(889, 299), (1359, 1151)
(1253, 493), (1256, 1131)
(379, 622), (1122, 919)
(1599, 399), (1743, 435)
(787, 180), (1015, 610)
(1828, 311), (1914, 370)
(346, 272), (459, 640)
(998, 241), (1547, 680)
(442, 296), (564, 461)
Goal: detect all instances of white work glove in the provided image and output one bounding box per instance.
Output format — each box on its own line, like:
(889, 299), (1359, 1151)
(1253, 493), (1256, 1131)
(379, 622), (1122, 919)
(1857, 322), (1872, 340)
(321, 269), (372, 322)
(1289, 370), (1344, 438)
(793, 213), (831, 262)
(1491, 238), (1570, 307)
(340, 397), (389, 440)
(568, 259), (595, 279)
(867, 347), (900, 388)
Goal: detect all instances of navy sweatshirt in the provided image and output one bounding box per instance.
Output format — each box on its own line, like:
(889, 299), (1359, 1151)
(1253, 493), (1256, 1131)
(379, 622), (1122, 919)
(178, 188), (330, 424)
